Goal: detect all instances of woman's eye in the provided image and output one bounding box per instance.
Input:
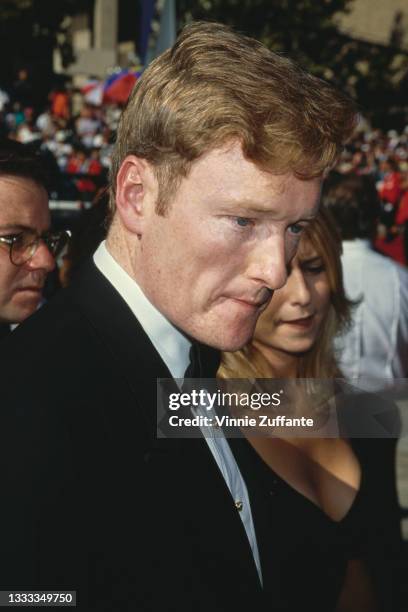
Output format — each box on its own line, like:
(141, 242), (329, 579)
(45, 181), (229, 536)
(305, 265), (325, 275)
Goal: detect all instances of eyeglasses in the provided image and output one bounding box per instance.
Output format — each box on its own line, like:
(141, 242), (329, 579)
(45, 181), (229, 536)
(0, 229), (71, 266)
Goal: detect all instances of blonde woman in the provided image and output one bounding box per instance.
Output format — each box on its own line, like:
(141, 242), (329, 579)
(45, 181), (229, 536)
(219, 208), (402, 612)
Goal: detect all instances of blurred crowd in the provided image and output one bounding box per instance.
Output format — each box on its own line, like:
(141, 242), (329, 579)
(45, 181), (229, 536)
(338, 119), (408, 265)
(1, 70), (408, 266)
(0, 71), (120, 202)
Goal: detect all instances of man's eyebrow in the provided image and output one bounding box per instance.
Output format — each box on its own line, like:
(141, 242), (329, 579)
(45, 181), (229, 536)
(298, 206), (320, 222)
(217, 203), (274, 215)
(301, 212), (319, 221)
(218, 202), (295, 217)
(217, 200), (321, 220)
(0, 224), (34, 233)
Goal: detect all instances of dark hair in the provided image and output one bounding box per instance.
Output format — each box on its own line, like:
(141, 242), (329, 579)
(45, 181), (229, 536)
(321, 172), (380, 240)
(0, 139), (49, 192)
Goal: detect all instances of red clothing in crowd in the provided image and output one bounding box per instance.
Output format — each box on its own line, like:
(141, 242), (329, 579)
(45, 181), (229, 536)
(379, 171), (402, 205)
(87, 158), (102, 175)
(66, 155), (102, 194)
(375, 234), (406, 266)
(396, 191), (408, 226)
(50, 91), (70, 119)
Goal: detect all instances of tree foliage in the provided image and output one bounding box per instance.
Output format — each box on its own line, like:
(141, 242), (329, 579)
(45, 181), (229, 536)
(0, 0), (93, 85)
(177, 0), (353, 75)
(176, 0), (408, 127)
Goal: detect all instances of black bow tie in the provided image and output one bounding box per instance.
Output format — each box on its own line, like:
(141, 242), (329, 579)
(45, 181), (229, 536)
(184, 341), (221, 380)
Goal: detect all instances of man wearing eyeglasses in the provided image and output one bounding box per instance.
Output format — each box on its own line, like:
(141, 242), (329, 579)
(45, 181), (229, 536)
(0, 139), (68, 337)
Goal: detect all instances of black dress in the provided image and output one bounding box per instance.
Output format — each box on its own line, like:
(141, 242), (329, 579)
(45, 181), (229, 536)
(229, 435), (403, 612)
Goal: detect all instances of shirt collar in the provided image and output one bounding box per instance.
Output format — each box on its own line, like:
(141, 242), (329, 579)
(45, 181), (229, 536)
(93, 241), (191, 379)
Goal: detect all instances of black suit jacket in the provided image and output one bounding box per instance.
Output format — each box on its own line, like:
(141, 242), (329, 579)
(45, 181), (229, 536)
(0, 261), (266, 611)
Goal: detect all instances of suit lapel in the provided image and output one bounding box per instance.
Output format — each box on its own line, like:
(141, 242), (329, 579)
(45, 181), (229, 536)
(65, 259), (174, 434)
(64, 260), (262, 594)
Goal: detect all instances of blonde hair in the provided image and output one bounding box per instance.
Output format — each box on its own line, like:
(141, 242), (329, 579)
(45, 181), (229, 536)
(109, 21), (356, 216)
(219, 207), (351, 380)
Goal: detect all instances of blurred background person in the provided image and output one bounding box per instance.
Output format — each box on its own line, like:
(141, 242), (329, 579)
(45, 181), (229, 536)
(0, 139), (69, 338)
(219, 208), (403, 612)
(11, 68), (34, 110)
(48, 84), (70, 121)
(377, 157), (402, 234)
(323, 173), (408, 388)
(395, 180), (408, 264)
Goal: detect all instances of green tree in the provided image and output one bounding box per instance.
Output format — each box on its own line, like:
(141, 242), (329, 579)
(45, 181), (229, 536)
(0, 0), (93, 87)
(177, 0), (351, 73)
(176, 0), (408, 127)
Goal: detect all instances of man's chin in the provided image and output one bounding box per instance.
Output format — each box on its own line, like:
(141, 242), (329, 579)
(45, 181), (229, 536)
(9, 299), (41, 323)
(199, 327), (255, 352)
(218, 338), (252, 352)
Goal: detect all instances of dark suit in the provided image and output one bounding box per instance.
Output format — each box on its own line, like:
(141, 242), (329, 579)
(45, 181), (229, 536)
(0, 323), (11, 340)
(0, 261), (265, 611)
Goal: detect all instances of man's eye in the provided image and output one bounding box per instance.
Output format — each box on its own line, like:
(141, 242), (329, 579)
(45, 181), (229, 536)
(235, 217), (252, 228)
(1, 234), (20, 242)
(288, 223), (304, 235)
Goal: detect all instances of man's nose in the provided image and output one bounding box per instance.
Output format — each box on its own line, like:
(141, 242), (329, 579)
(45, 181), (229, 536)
(248, 236), (288, 290)
(26, 240), (56, 273)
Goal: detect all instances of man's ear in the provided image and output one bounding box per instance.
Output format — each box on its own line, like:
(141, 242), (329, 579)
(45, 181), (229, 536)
(115, 155), (156, 235)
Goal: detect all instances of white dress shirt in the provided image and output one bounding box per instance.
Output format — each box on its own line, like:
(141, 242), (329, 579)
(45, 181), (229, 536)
(93, 241), (262, 582)
(335, 239), (408, 388)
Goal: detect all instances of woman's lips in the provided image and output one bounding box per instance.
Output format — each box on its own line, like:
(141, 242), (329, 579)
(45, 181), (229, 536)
(282, 314), (315, 328)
